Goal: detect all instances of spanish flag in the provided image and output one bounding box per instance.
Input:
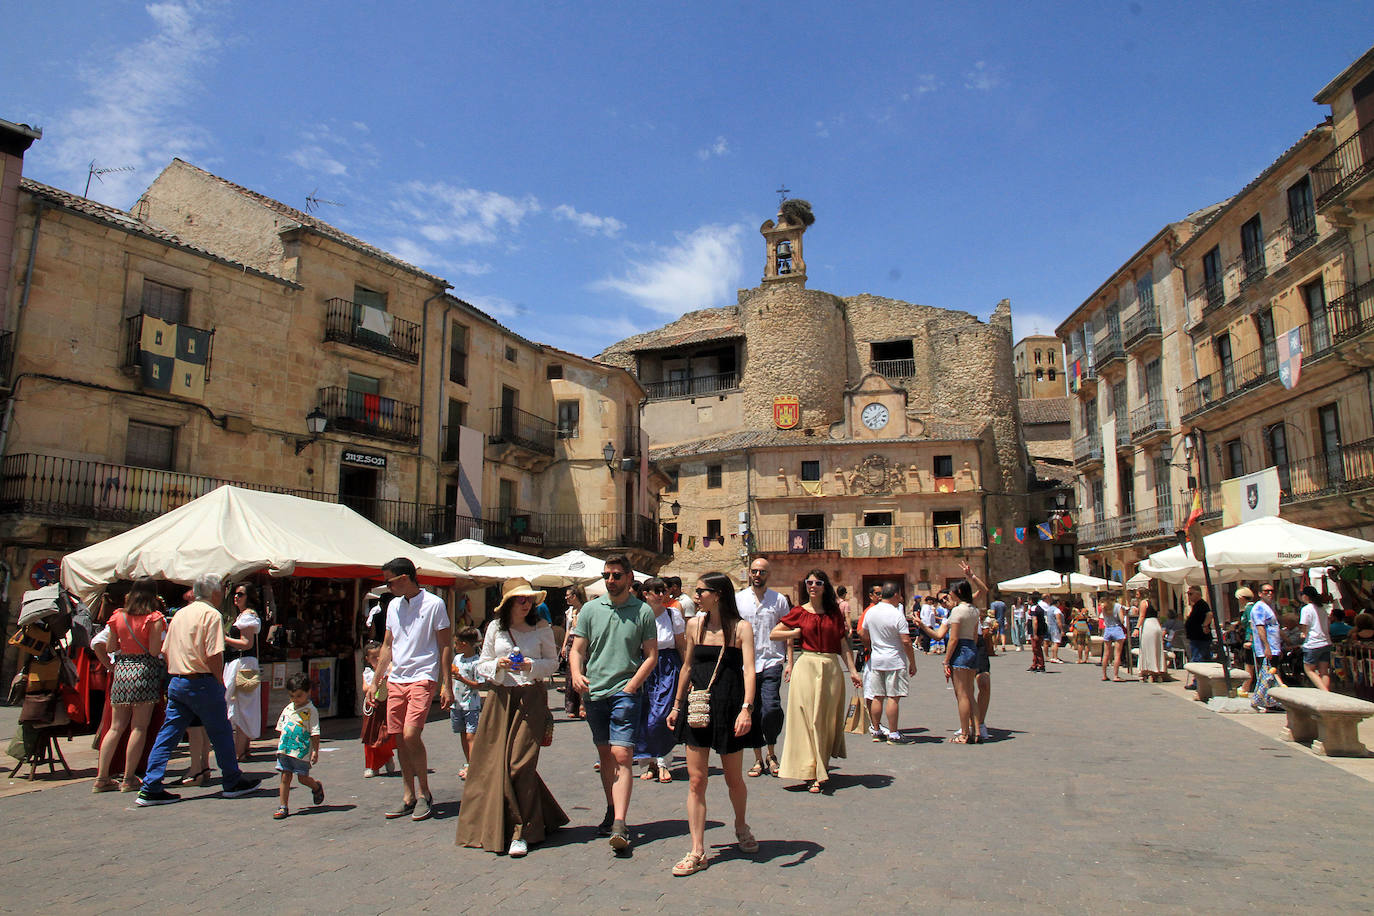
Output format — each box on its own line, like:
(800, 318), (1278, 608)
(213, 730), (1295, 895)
(1183, 489), (1204, 532)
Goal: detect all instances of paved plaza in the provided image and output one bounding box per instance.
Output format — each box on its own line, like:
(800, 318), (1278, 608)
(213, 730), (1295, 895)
(3, 653), (1372, 914)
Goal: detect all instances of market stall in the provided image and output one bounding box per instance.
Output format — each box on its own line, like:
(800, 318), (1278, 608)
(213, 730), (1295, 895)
(60, 486), (475, 718)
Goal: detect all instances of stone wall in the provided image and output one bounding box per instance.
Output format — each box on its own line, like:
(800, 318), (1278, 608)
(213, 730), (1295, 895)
(737, 281), (847, 431)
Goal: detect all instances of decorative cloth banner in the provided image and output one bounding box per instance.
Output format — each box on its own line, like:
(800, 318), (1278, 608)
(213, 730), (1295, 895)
(138, 315), (211, 400)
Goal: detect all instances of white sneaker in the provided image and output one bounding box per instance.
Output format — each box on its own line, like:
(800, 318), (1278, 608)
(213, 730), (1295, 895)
(508, 838), (528, 857)
(362, 768), (376, 778)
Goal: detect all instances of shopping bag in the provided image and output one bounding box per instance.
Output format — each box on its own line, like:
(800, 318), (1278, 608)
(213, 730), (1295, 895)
(843, 692), (871, 735)
(1251, 664), (1283, 711)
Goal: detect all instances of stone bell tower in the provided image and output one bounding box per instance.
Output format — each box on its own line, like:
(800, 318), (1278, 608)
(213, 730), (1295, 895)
(760, 199), (812, 284)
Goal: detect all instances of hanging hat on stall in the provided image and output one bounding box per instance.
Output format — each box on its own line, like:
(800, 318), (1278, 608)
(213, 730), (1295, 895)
(496, 578), (546, 615)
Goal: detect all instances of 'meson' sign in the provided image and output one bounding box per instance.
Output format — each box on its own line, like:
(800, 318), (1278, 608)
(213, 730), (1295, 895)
(342, 450), (387, 468)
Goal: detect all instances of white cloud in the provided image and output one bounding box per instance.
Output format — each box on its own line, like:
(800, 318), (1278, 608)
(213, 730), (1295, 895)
(287, 145), (347, 176)
(553, 204), (624, 237)
(696, 136), (730, 160)
(387, 237), (492, 277)
(901, 74), (940, 101)
(458, 293), (527, 320)
(397, 181), (540, 245)
(1012, 311), (1063, 342)
(964, 61), (1003, 91)
(596, 223), (746, 316)
(38, 1), (222, 205)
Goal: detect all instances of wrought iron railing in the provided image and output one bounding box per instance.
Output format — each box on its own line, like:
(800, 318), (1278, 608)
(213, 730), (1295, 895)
(0, 453), (451, 543)
(873, 358), (916, 379)
(1178, 315), (1341, 420)
(453, 511), (664, 553)
(323, 298), (421, 363)
(1130, 402), (1168, 440)
(318, 386), (419, 443)
(489, 406), (555, 455)
(1240, 250), (1267, 288)
(752, 524), (986, 553)
(1122, 309), (1161, 350)
(1113, 418), (1130, 448)
(1073, 433), (1103, 465)
(642, 372), (739, 400)
(1093, 333), (1124, 371)
(1078, 503), (1179, 549)
(1277, 437), (1374, 504)
(1314, 120), (1374, 208)
(1281, 214), (1318, 259)
(1330, 278), (1374, 344)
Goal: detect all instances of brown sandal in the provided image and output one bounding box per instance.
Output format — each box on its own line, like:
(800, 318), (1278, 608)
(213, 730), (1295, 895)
(767, 754), (780, 777)
(672, 852), (709, 876)
(747, 760), (765, 778)
(735, 826), (759, 853)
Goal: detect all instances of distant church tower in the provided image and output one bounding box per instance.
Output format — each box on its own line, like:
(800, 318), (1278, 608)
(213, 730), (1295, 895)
(761, 199), (812, 284)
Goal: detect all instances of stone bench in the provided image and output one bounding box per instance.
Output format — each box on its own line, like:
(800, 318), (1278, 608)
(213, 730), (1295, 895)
(1269, 687), (1374, 758)
(1183, 663), (1249, 701)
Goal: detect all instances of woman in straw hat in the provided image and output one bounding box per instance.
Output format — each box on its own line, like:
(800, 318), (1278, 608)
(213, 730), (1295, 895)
(456, 578), (567, 857)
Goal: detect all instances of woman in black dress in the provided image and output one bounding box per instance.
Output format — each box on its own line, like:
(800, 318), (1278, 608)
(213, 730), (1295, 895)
(665, 571), (760, 876)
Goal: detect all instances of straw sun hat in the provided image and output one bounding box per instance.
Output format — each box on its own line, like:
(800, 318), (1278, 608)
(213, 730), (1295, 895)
(1233, 586), (1254, 600)
(497, 578), (546, 614)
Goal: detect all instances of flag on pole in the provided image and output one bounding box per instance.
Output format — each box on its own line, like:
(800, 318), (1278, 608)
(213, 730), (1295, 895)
(1183, 489), (1203, 532)
(1036, 522), (1053, 540)
(1014, 527), (1026, 543)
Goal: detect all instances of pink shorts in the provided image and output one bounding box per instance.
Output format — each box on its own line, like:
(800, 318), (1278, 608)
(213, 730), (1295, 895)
(386, 680), (436, 735)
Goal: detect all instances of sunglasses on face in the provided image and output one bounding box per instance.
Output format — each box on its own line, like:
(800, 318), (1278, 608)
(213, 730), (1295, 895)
(694, 587), (716, 596)
(602, 571), (626, 581)
(749, 569), (768, 575)
(805, 579), (824, 587)
(649, 587), (667, 594)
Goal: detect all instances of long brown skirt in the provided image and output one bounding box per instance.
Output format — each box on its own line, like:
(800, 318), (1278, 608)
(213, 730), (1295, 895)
(456, 684), (568, 852)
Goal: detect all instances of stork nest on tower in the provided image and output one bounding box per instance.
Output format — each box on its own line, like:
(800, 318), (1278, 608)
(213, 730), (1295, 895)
(779, 198), (815, 227)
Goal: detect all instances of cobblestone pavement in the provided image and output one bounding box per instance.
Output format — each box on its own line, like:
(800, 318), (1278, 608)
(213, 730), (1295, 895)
(4, 652), (1372, 914)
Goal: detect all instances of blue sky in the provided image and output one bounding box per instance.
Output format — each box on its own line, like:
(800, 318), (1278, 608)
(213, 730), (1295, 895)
(5, 2), (1373, 357)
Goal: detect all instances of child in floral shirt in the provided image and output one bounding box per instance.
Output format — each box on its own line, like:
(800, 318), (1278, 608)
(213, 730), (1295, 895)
(274, 672), (324, 819)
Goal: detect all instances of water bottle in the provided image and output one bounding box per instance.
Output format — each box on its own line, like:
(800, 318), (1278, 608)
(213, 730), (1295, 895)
(508, 649), (524, 673)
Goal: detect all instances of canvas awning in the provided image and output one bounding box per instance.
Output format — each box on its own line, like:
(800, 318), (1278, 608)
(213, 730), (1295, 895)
(1139, 515), (1374, 585)
(997, 569), (1115, 593)
(60, 485), (471, 602)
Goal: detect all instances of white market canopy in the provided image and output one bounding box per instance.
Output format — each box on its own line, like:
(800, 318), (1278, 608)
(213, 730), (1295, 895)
(423, 538), (546, 570)
(997, 569), (1115, 593)
(479, 549), (650, 588)
(1139, 515), (1374, 585)
(1125, 571), (1152, 589)
(61, 485), (469, 602)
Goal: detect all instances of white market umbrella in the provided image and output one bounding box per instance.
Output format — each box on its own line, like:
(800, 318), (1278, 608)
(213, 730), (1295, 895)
(1125, 571), (1152, 589)
(1139, 515), (1374, 585)
(480, 549), (650, 588)
(997, 570), (1114, 594)
(424, 538), (547, 570)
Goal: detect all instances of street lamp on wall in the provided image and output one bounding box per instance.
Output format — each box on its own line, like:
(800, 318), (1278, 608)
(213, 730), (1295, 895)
(602, 441), (636, 473)
(295, 407), (328, 456)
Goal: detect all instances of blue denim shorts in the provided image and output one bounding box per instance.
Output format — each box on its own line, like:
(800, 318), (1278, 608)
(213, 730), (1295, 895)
(451, 705), (480, 734)
(584, 691), (641, 748)
(275, 753), (310, 776)
(949, 639), (979, 670)
(1303, 645), (1333, 666)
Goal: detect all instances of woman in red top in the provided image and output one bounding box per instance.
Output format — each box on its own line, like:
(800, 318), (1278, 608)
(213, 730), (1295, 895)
(93, 578), (166, 792)
(770, 568), (861, 794)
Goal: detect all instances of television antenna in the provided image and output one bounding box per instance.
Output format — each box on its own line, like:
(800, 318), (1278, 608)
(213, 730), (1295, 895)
(85, 160), (135, 198)
(305, 189), (343, 213)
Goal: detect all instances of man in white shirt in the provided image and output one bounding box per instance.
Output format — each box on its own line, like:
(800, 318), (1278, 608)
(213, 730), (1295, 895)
(1298, 584), (1332, 691)
(373, 557), (452, 822)
(1040, 596), (1065, 664)
(859, 582), (918, 744)
(735, 556), (792, 776)
(668, 577), (696, 619)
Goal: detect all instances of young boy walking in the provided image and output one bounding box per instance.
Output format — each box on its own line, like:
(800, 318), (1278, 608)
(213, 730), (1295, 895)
(450, 627), (483, 781)
(274, 673), (324, 819)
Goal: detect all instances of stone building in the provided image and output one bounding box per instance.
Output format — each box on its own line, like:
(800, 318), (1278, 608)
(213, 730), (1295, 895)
(0, 156), (665, 680)
(1059, 42), (1374, 585)
(600, 201), (1031, 602)
(1018, 396), (1076, 573)
(1012, 334), (1067, 399)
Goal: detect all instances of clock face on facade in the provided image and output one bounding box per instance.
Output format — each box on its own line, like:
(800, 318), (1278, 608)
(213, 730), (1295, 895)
(861, 403), (889, 431)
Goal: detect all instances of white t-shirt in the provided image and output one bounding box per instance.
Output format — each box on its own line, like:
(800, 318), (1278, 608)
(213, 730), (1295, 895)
(653, 605), (686, 650)
(385, 590), (450, 684)
(1300, 602), (1331, 649)
(674, 593), (697, 619)
(863, 601), (909, 671)
(920, 604), (936, 628)
(735, 587), (791, 671)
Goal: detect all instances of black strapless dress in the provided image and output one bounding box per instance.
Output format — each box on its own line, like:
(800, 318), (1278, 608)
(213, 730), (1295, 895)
(673, 644), (762, 755)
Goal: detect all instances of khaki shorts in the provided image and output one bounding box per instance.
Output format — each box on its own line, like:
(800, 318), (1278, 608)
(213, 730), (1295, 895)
(386, 679), (436, 734)
(864, 666), (910, 699)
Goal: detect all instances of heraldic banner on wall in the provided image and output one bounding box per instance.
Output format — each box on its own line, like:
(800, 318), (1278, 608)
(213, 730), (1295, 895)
(773, 396), (800, 430)
(1221, 466), (1281, 526)
(137, 315), (213, 400)
(836, 526), (905, 558)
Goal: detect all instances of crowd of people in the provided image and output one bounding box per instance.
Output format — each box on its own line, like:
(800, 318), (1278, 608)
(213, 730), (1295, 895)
(83, 551), (1374, 874)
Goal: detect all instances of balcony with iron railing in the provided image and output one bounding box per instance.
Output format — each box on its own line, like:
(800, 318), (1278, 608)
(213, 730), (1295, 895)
(1112, 417), (1131, 448)
(1239, 249), (1268, 289)
(0, 453), (452, 543)
(488, 406), (556, 456)
(1276, 437), (1374, 504)
(1130, 402), (1169, 442)
(1188, 218), (1334, 327)
(1073, 432), (1103, 467)
(873, 358), (916, 380)
(1092, 333), (1125, 372)
(1077, 502), (1179, 549)
(317, 386), (419, 444)
(752, 523), (986, 554)
(1314, 119), (1374, 209)
(1122, 309), (1161, 351)
(642, 371), (739, 401)
(454, 510), (665, 554)
(323, 298), (421, 363)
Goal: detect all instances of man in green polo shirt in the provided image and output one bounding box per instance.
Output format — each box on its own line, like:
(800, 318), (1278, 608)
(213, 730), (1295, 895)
(569, 554), (657, 854)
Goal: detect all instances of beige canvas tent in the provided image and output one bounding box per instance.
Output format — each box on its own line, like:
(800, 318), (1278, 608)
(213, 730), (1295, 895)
(60, 485), (469, 602)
